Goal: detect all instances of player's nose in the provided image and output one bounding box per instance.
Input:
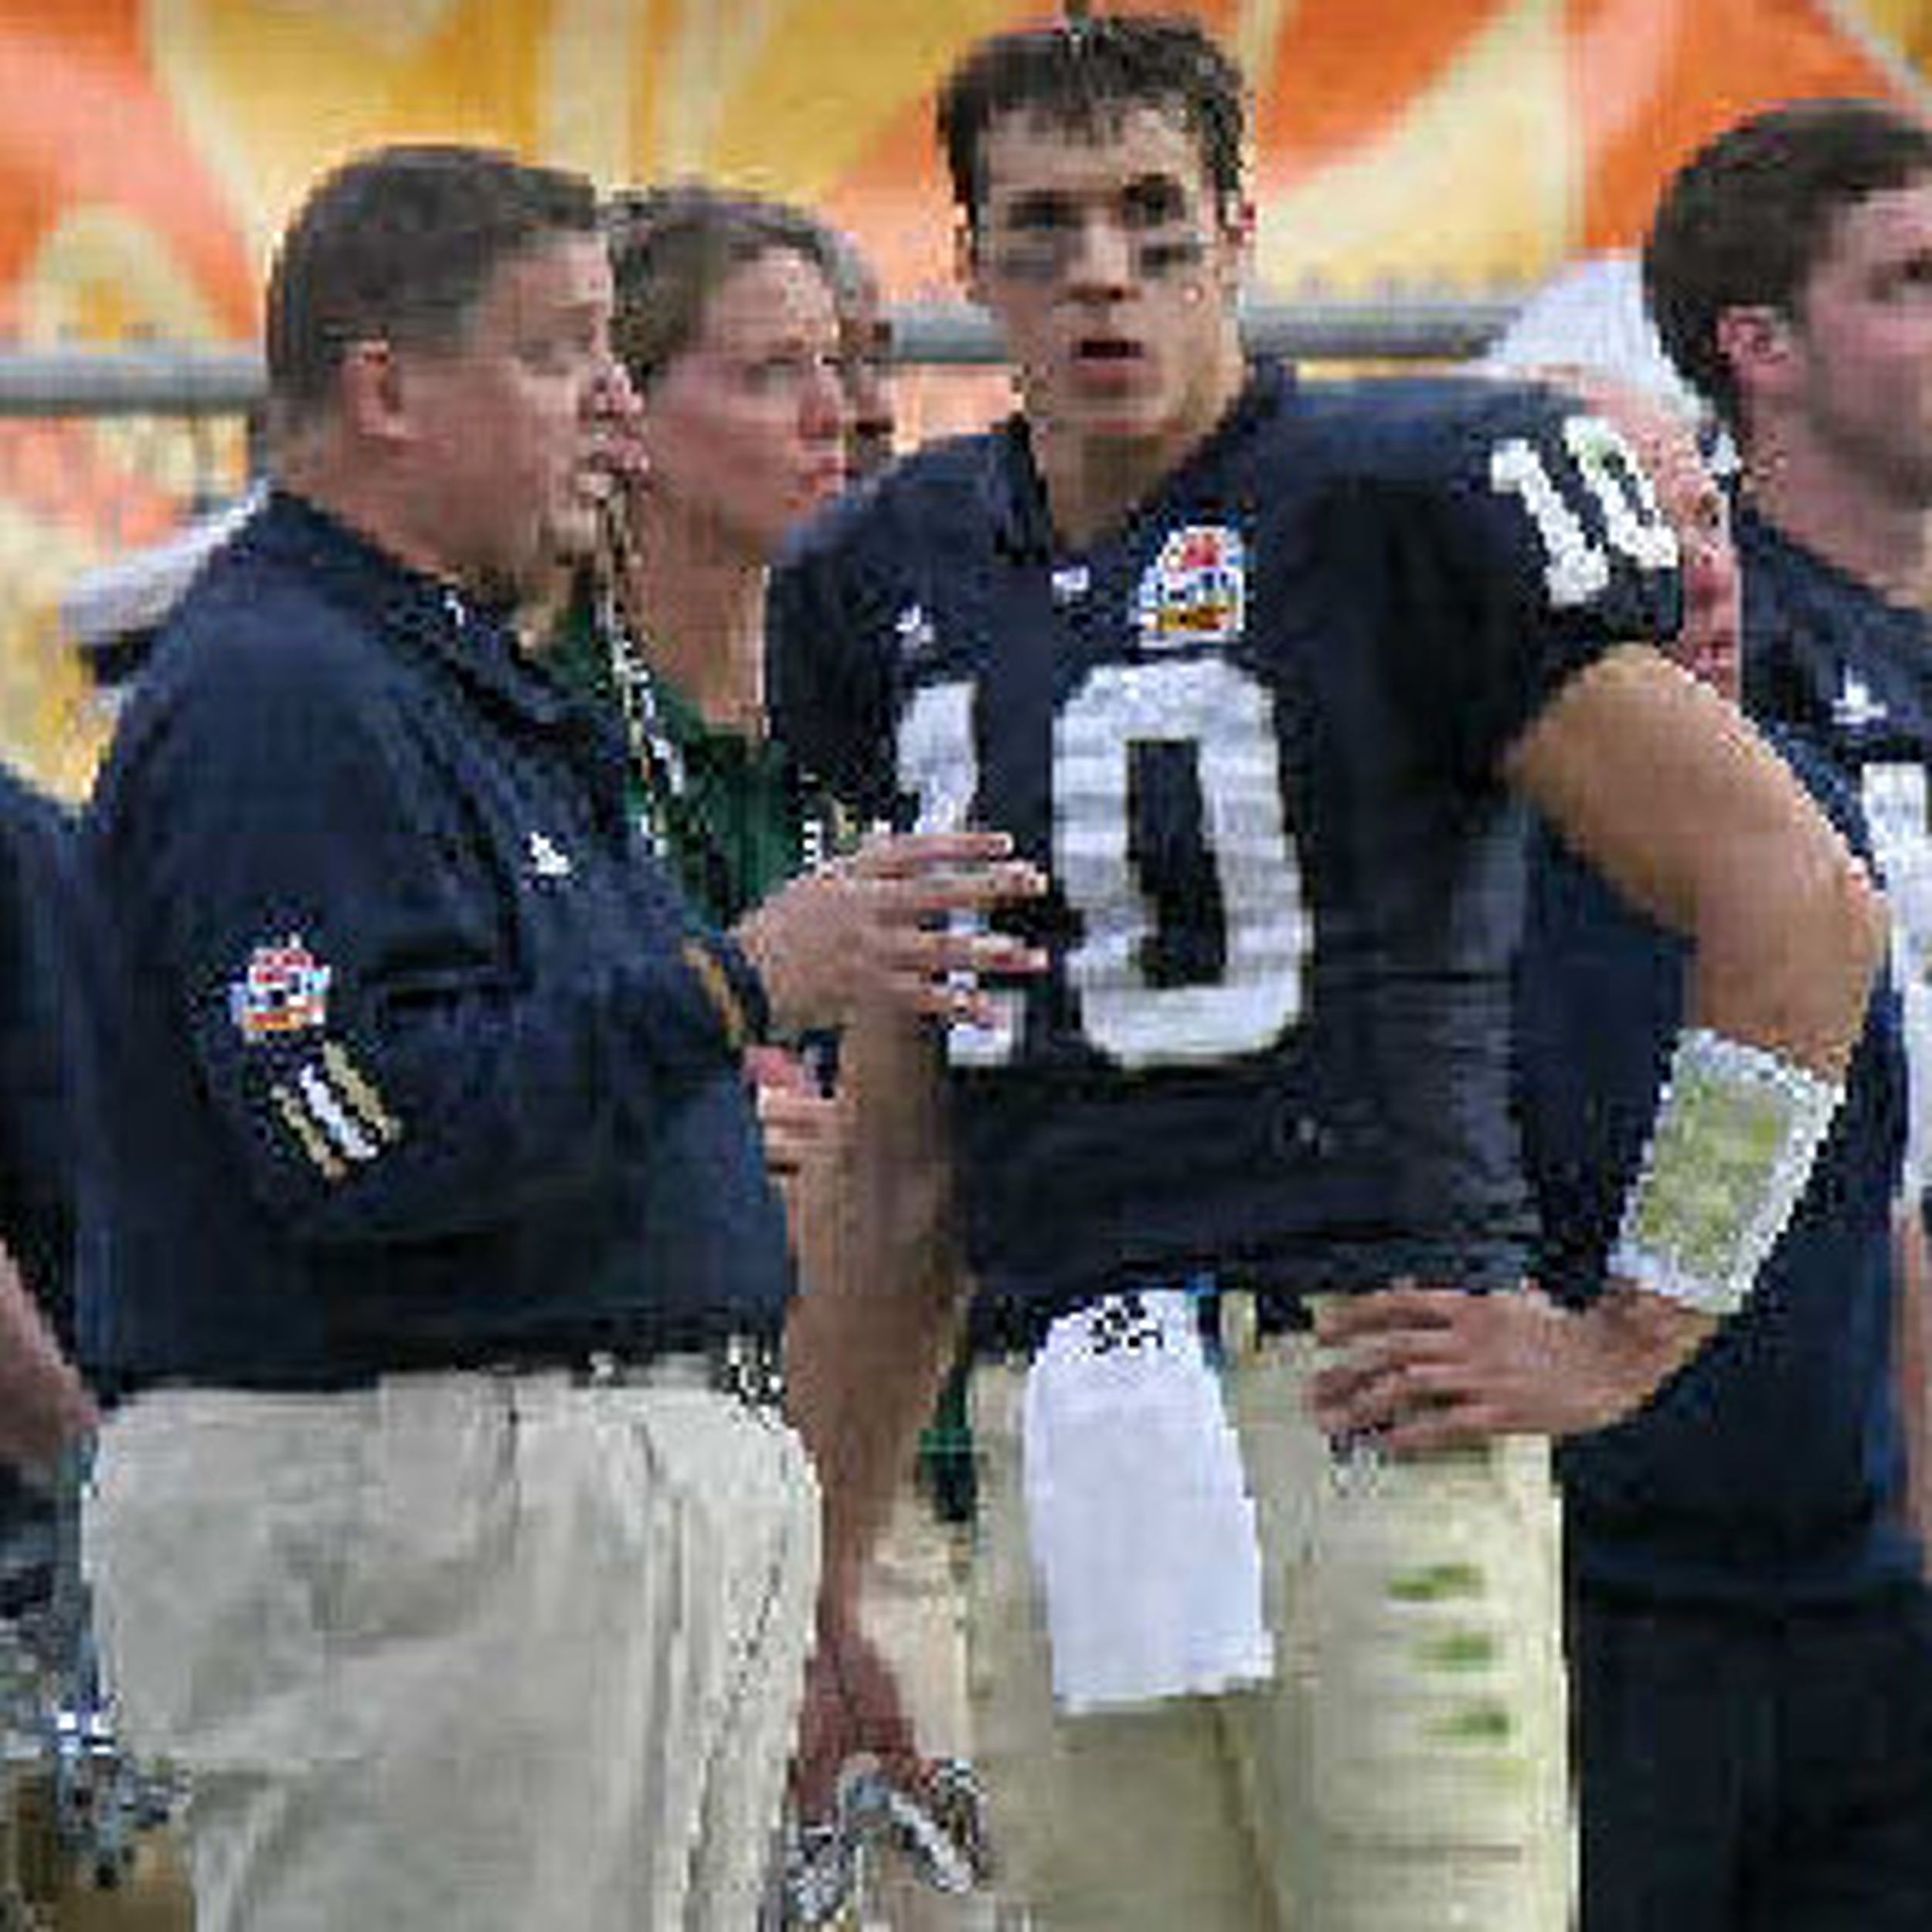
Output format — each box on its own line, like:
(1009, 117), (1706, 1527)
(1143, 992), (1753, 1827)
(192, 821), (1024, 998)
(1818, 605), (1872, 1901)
(1064, 212), (1134, 293)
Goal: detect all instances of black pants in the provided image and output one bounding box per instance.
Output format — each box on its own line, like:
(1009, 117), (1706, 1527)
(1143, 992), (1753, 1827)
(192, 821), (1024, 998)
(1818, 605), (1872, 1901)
(1571, 1586), (1932, 1931)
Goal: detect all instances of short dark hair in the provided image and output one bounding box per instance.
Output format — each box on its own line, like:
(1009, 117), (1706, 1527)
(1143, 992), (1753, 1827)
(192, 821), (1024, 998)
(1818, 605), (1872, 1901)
(1645, 98), (1932, 431)
(937, 14), (1246, 227)
(266, 143), (599, 425)
(601, 183), (835, 387)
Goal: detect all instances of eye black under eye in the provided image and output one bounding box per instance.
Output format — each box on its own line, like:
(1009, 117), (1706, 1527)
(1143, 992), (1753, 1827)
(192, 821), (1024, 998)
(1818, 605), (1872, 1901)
(1122, 179), (1189, 227)
(1005, 195), (1077, 233)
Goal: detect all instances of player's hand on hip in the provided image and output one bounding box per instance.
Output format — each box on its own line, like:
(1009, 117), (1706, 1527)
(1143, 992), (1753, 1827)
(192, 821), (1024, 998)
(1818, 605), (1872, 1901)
(736, 829), (1047, 1031)
(1307, 1281), (1715, 1453)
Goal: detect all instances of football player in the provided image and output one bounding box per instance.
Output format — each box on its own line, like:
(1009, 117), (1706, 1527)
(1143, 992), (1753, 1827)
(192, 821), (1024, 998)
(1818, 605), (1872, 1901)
(1624, 94), (1932, 1929)
(770, 19), (1884, 1930)
(1646, 100), (1932, 1557)
(1512, 363), (1932, 1929)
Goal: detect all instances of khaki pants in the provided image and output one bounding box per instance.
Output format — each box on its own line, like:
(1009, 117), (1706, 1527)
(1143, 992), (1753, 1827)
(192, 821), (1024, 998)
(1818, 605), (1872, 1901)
(968, 1329), (1571, 1931)
(84, 1368), (819, 1932)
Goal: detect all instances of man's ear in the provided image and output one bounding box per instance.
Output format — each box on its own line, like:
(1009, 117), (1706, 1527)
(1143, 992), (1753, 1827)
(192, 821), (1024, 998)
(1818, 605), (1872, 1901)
(336, 338), (413, 448)
(1715, 305), (1796, 412)
(956, 215), (989, 307)
(1216, 195), (1256, 300)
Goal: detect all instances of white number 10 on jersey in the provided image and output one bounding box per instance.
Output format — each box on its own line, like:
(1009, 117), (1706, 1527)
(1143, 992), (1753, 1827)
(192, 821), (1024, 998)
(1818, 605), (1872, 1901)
(1489, 413), (1679, 609)
(897, 656), (1310, 1070)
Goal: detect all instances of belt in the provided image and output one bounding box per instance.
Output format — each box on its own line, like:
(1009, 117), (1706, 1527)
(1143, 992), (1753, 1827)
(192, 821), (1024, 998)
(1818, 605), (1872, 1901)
(553, 1333), (787, 1410)
(111, 1328), (787, 1408)
(970, 1281), (1312, 1362)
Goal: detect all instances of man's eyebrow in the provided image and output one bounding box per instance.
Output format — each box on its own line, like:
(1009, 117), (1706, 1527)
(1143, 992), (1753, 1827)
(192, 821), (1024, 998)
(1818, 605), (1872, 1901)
(1121, 172), (1189, 209)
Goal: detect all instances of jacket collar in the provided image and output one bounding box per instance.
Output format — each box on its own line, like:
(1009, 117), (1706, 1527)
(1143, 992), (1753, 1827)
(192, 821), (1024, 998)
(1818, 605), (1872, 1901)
(242, 489), (576, 725)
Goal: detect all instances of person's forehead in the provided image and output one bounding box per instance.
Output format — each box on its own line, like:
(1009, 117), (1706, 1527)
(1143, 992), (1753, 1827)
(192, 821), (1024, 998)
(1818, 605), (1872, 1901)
(977, 101), (1210, 202)
(473, 230), (612, 324)
(1815, 174), (1932, 280)
(698, 249), (839, 345)
(1646, 436), (1719, 523)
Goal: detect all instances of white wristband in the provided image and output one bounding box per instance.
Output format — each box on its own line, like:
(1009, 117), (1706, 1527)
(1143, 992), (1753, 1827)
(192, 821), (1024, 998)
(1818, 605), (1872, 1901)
(1609, 1028), (1844, 1316)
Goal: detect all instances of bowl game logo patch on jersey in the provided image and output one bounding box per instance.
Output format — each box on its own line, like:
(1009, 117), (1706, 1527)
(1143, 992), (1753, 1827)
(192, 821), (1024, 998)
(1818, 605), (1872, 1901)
(1136, 524), (1246, 648)
(229, 934), (332, 1043)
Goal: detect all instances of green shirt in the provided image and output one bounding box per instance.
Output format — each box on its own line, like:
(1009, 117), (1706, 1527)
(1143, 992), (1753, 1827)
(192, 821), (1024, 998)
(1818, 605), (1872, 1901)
(549, 596), (812, 929)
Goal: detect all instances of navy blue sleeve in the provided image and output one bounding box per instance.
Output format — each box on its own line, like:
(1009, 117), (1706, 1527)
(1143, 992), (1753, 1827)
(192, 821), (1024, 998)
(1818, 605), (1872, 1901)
(766, 511), (904, 825)
(0, 774), (81, 1339)
(1380, 384), (1685, 784)
(97, 627), (750, 1247)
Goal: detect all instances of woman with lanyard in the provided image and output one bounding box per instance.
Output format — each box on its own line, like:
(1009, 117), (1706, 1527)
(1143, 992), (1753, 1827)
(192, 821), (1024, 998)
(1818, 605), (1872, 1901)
(545, 185), (985, 1926)
(544, 185), (857, 1219)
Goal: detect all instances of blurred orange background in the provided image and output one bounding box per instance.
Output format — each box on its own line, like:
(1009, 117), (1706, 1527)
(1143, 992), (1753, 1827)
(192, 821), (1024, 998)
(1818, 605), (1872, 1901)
(2, 0), (1928, 791)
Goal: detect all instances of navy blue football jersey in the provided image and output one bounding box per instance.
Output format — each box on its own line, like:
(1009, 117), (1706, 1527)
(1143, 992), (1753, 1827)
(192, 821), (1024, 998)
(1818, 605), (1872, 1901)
(1740, 504), (1932, 1191)
(769, 362), (1682, 1318)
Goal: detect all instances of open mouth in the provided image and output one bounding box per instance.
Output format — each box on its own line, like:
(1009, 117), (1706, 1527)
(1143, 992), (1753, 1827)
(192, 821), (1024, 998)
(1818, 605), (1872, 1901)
(1068, 336), (1148, 394)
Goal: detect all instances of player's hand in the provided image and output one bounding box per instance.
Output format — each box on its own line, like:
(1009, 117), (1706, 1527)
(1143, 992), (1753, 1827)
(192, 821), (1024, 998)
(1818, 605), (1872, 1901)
(792, 1596), (922, 1822)
(1306, 1281), (1715, 1453)
(735, 830), (1047, 1032)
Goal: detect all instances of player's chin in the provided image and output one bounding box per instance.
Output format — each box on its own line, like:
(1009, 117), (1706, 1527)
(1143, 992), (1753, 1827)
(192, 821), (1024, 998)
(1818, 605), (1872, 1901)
(1053, 374), (1170, 438)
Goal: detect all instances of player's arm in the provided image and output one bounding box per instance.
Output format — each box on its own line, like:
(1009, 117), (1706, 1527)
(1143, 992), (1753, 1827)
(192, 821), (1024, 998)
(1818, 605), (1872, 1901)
(783, 1002), (973, 1807)
(1316, 647), (1884, 1449)
(764, 505), (1002, 1793)
(1508, 645), (1879, 1071)
(1512, 642), (1880, 1345)
(787, 1002), (971, 1602)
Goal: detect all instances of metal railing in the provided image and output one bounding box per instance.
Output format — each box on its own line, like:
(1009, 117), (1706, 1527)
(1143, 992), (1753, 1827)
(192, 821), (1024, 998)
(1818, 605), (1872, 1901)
(0, 296), (1519, 417)
(0, 294), (1522, 794)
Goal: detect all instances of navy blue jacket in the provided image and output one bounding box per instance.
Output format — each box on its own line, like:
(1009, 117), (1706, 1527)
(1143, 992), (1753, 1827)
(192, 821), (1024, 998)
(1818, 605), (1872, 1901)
(81, 492), (791, 1388)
